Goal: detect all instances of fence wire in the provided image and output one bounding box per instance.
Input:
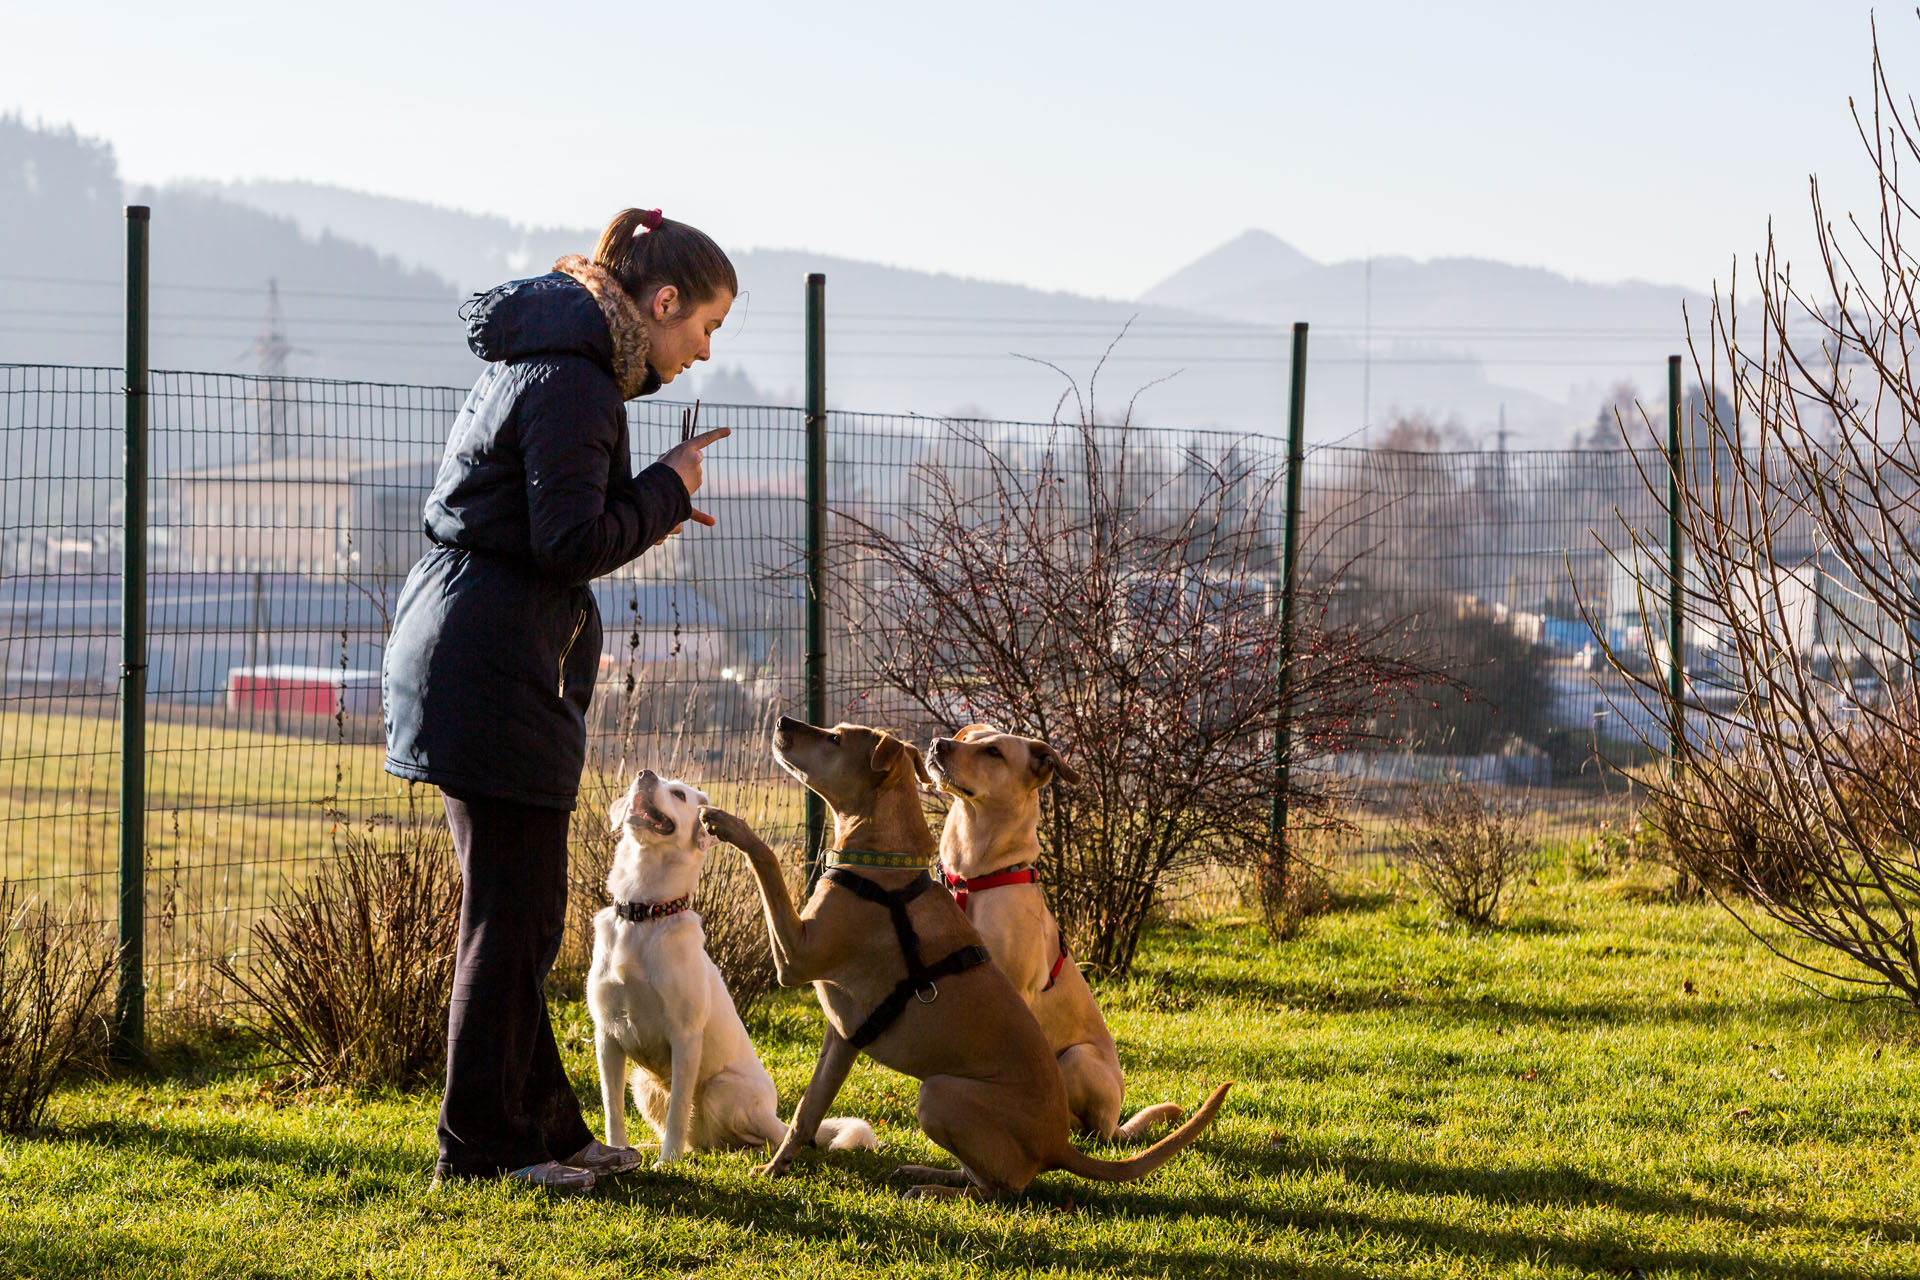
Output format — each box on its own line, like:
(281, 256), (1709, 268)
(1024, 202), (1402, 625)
(4, 365), (1680, 1009)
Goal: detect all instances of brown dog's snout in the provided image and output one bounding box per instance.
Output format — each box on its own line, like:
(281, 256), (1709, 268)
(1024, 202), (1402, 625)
(774, 715), (822, 749)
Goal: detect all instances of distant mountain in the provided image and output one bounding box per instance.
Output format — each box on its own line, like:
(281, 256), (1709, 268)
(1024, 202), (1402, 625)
(176, 178), (591, 296)
(1140, 229), (1320, 310)
(5, 117), (1696, 444)
(196, 176), (1579, 440)
(1140, 236), (1708, 424)
(0, 116), (478, 387)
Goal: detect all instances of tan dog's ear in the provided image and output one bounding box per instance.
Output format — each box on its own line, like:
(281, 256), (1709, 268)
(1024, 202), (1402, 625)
(1028, 740), (1083, 788)
(902, 741), (933, 786)
(871, 734), (933, 785)
(954, 724), (995, 742)
(870, 733), (913, 777)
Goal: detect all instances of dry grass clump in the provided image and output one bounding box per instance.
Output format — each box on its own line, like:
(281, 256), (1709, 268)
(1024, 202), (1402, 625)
(1264, 857), (1334, 941)
(0, 882), (114, 1133)
(1403, 780), (1532, 925)
(216, 804), (459, 1088)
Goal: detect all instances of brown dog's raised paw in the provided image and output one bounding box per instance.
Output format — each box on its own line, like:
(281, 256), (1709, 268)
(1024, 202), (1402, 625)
(698, 805), (755, 849)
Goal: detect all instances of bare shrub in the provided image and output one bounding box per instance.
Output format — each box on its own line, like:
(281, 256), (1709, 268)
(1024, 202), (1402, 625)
(215, 801), (459, 1088)
(1600, 21), (1920, 1004)
(833, 349), (1441, 973)
(565, 768), (778, 1020)
(1635, 758), (1813, 903)
(0, 883), (114, 1134)
(1403, 781), (1532, 925)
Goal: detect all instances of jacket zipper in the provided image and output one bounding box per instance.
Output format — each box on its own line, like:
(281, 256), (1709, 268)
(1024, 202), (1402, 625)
(557, 608), (588, 699)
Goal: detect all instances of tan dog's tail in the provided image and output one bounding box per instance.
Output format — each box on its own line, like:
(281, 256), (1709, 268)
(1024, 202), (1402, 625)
(1051, 1082), (1231, 1182)
(1116, 1101), (1187, 1142)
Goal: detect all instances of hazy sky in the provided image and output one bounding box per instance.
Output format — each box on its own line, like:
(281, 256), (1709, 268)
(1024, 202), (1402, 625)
(4, 1), (1908, 299)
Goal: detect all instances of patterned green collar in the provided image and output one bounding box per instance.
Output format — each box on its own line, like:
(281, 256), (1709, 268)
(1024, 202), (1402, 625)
(824, 847), (931, 872)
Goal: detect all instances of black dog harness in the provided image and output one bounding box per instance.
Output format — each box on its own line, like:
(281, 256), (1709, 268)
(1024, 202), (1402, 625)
(820, 866), (991, 1050)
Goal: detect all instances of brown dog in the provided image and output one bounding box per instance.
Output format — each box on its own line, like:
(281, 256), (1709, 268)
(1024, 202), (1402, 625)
(698, 715), (1230, 1199)
(928, 725), (1183, 1142)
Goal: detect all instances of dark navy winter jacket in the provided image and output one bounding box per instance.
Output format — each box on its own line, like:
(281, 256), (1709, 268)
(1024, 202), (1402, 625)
(382, 272), (689, 808)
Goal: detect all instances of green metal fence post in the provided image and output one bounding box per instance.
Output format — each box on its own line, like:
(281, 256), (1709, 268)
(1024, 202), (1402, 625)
(804, 273), (828, 888)
(116, 205), (149, 1058)
(1269, 323), (1308, 890)
(1666, 354), (1685, 771)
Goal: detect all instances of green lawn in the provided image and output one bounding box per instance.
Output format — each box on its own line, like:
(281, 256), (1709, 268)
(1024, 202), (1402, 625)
(3, 863), (1917, 1278)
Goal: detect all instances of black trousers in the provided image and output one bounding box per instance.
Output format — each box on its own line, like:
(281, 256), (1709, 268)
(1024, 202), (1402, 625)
(436, 791), (594, 1179)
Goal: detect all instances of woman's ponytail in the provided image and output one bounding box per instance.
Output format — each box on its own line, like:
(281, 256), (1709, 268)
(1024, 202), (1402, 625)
(593, 207), (737, 313)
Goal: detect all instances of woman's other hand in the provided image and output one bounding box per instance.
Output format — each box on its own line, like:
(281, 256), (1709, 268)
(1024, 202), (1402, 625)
(657, 426), (729, 531)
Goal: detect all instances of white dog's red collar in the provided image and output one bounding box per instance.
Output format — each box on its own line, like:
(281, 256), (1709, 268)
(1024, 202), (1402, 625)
(614, 895), (690, 923)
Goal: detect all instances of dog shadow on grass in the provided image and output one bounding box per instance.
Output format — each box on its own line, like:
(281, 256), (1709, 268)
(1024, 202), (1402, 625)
(41, 1112), (1911, 1277)
(584, 1152), (1387, 1280)
(579, 1142), (1901, 1280)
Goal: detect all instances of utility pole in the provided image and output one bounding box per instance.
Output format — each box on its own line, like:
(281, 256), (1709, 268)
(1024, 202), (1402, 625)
(1495, 404), (1512, 611)
(247, 278), (294, 459)
(1361, 253), (1373, 445)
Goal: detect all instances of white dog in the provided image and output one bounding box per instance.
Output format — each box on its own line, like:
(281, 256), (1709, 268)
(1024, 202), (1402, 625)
(587, 769), (877, 1164)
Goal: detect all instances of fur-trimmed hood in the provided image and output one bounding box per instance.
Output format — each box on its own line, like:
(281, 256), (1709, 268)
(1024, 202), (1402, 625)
(552, 255), (657, 399)
(463, 260), (661, 400)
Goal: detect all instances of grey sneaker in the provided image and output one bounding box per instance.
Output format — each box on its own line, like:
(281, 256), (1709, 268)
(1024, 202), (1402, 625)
(564, 1140), (647, 1175)
(504, 1161), (596, 1193)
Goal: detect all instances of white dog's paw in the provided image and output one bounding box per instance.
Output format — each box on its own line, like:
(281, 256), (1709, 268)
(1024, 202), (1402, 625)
(655, 1148), (686, 1168)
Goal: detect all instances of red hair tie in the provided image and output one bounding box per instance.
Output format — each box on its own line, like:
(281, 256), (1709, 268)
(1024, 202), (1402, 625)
(635, 208), (664, 233)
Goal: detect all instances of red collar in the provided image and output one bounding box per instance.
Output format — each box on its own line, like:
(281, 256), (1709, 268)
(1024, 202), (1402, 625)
(938, 864), (1070, 990)
(939, 864), (1037, 912)
(614, 894), (690, 922)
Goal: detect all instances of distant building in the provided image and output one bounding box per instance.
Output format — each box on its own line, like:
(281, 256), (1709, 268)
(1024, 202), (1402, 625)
(1, 573), (735, 708)
(166, 455), (438, 578)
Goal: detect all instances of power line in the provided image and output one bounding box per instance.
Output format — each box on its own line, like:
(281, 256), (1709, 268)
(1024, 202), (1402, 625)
(0, 272), (1713, 335)
(0, 272), (460, 304)
(0, 303), (1703, 343)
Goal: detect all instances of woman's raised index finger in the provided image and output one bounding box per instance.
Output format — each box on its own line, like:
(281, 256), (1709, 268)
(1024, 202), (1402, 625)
(686, 427), (732, 448)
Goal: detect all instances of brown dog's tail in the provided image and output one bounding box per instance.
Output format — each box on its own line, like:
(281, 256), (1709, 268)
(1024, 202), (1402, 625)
(1051, 1082), (1231, 1182)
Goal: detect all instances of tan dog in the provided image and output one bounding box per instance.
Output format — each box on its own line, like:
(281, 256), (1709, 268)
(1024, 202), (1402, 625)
(928, 725), (1183, 1142)
(698, 715), (1229, 1199)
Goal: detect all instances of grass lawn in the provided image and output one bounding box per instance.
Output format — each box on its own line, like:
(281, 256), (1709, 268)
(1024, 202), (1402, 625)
(3, 863), (1918, 1278)
(1, 708), (808, 1004)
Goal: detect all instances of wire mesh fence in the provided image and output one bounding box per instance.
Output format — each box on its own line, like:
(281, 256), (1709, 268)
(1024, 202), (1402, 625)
(3, 363), (1673, 1013)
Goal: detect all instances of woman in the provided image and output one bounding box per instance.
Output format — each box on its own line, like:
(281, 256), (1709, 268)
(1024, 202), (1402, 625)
(383, 207), (734, 1192)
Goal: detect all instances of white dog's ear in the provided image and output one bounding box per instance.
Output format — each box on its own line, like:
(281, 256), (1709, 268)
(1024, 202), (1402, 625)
(1028, 740), (1083, 788)
(955, 723), (995, 742)
(607, 783), (636, 833)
